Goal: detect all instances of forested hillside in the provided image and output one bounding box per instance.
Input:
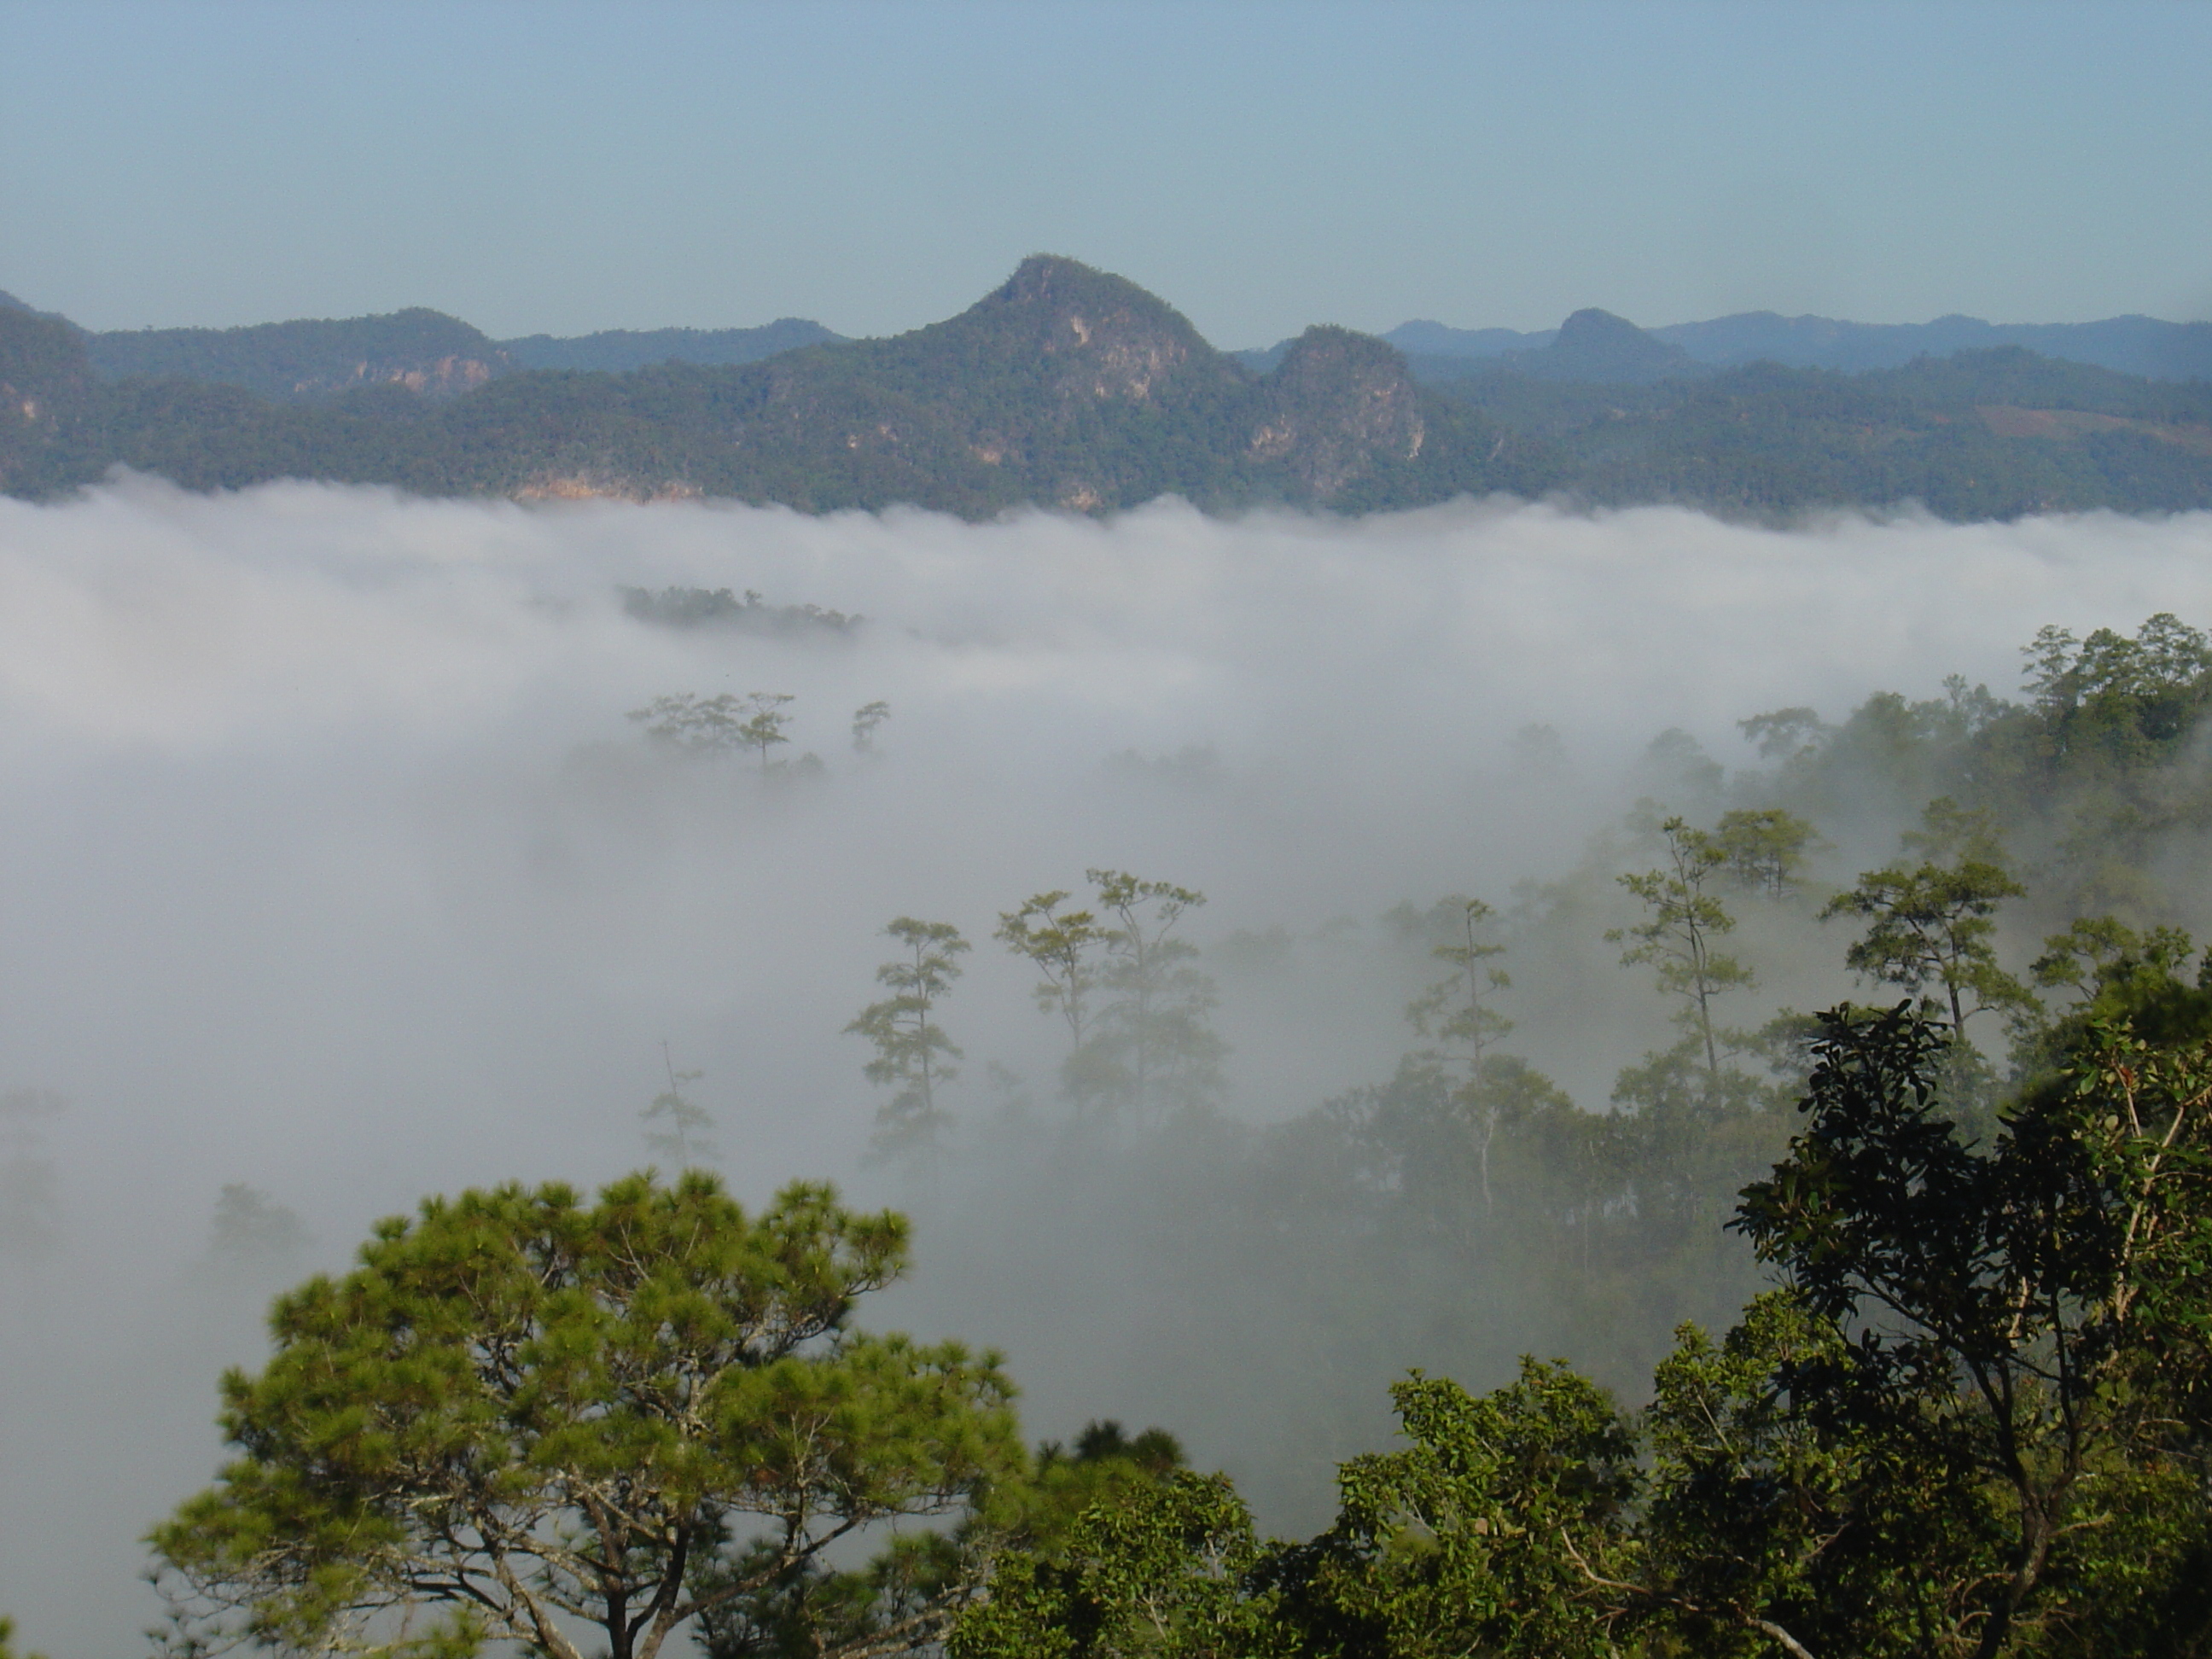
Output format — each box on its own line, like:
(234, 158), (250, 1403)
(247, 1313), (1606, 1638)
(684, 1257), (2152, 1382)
(1418, 341), (2212, 517)
(83, 308), (512, 399)
(110, 608), (2212, 1659)
(500, 317), (842, 372)
(5, 260), (2210, 517)
(1393, 307), (2212, 380)
(0, 258), (1537, 514)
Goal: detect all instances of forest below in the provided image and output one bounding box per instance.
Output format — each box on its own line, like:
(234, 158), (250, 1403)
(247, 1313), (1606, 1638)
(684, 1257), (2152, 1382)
(4, 259), (2210, 520)
(12, 603), (2212, 1659)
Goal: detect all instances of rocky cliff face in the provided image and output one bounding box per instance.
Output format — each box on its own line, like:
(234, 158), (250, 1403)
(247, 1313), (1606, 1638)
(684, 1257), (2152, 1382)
(842, 256), (1455, 510)
(85, 308), (511, 402)
(0, 306), (91, 491)
(1251, 326), (1428, 498)
(6, 258), (1529, 515)
(972, 253), (1215, 406)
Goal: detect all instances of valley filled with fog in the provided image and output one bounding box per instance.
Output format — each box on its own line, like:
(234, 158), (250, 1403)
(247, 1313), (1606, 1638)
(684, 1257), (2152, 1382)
(4, 479), (2211, 1650)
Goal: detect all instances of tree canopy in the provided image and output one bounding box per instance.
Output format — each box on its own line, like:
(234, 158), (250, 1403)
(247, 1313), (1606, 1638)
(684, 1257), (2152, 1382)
(149, 1173), (1020, 1659)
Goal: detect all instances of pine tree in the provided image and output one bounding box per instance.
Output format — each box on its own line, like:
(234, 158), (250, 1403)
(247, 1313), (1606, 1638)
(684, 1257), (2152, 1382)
(847, 919), (969, 1162)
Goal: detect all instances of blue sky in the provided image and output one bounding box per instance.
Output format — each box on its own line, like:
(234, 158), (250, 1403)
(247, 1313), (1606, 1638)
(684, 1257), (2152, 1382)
(2, 0), (2208, 344)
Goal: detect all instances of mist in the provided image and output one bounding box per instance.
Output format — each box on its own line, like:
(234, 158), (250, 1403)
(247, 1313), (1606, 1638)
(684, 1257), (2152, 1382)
(4, 476), (2211, 1654)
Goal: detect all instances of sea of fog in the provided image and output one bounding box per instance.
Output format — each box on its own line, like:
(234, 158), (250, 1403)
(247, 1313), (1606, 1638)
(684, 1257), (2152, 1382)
(4, 477), (2211, 1653)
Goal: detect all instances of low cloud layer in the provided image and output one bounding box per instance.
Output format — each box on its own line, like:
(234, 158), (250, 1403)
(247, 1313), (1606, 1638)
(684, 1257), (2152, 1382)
(4, 479), (2211, 1651)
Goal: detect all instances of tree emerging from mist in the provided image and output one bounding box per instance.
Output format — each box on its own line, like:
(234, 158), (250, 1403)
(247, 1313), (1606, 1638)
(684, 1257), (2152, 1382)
(847, 918), (970, 1164)
(992, 871), (1225, 1124)
(641, 1044), (718, 1166)
(119, 586), (2212, 1659)
(626, 691), (805, 775)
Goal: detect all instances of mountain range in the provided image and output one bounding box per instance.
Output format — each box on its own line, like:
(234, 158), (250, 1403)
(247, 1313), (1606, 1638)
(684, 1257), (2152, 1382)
(3, 261), (2209, 520)
(1384, 309), (2212, 382)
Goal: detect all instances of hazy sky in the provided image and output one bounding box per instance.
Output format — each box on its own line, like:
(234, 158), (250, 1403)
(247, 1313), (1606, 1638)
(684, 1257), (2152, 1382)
(2, 0), (2207, 343)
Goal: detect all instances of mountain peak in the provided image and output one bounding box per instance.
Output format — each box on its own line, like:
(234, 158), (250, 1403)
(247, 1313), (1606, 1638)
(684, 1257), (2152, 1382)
(1252, 327), (1428, 497)
(1555, 306), (1648, 346)
(980, 255), (1205, 341)
(1527, 307), (1700, 383)
(945, 254), (1219, 405)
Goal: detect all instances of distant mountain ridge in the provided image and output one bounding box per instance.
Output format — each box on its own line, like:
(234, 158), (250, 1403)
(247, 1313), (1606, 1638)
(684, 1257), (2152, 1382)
(1503, 309), (1705, 384)
(76, 311), (846, 402)
(1383, 309), (2212, 381)
(0, 255), (1539, 514)
(4, 259), (2210, 520)
(499, 319), (843, 374)
(41, 285), (2211, 400)
(86, 309), (511, 400)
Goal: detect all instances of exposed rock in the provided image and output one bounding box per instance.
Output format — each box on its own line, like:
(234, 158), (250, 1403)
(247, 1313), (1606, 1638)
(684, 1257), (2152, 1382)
(1253, 326), (1428, 498)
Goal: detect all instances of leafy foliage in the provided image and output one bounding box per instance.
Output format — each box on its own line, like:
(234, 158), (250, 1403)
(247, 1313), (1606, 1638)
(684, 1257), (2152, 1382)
(1609, 817), (1757, 1080)
(629, 691), (798, 772)
(996, 890), (1108, 1097)
(1733, 1004), (2212, 1655)
(1821, 797), (2034, 1040)
(1277, 1362), (1643, 1659)
(954, 1466), (1276, 1659)
(620, 586), (859, 637)
(148, 1173), (1020, 1659)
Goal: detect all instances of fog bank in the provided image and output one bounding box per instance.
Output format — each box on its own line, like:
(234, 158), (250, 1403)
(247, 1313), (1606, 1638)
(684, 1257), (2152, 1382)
(3, 479), (2210, 1653)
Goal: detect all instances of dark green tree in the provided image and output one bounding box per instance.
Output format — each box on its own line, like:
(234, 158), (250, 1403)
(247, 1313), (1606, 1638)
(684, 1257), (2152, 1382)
(951, 1425), (1272, 1659)
(1405, 897), (1523, 1210)
(1708, 806), (1820, 899)
(1272, 1362), (1644, 1659)
(1635, 1291), (1977, 1658)
(851, 701), (891, 754)
(208, 1183), (312, 1265)
(1819, 797), (2032, 1040)
(148, 1173), (1020, 1659)
(1733, 1004), (2198, 1658)
(628, 692), (747, 756)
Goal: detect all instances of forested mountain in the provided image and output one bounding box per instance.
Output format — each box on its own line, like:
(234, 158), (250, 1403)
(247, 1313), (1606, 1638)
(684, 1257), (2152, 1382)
(1656, 308), (2212, 379)
(1393, 307), (2212, 381)
(84, 308), (512, 400)
(1, 257), (1540, 514)
(0, 304), (92, 495)
(66, 309), (841, 400)
(500, 318), (842, 372)
(1497, 306), (1708, 383)
(4, 259), (2210, 517)
(1419, 344), (2212, 518)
